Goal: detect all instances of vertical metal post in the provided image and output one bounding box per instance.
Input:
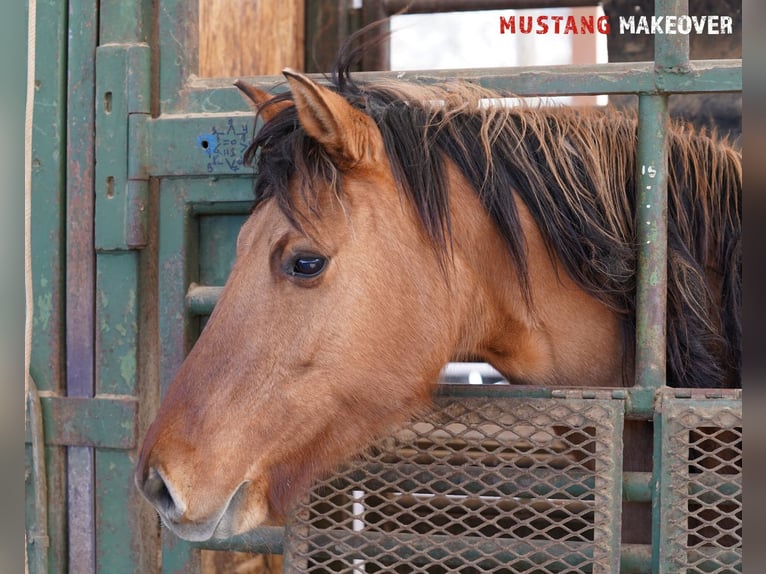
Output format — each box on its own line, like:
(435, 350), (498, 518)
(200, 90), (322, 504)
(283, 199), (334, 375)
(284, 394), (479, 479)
(634, 94), (669, 390)
(644, 2), (690, 573)
(654, 0), (690, 71)
(634, 0), (690, 391)
(66, 0), (98, 570)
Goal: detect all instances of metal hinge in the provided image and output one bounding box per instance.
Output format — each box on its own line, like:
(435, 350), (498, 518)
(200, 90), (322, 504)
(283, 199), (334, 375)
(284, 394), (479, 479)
(550, 387), (661, 420)
(95, 43), (150, 251)
(550, 388), (629, 401)
(654, 386), (742, 413)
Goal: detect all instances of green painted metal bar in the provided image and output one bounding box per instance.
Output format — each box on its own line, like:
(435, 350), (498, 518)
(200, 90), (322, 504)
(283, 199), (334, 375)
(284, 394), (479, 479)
(186, 285), (223, 315)
(177, 58), (740, 114)
(140, 60), (740, 175)
(156, 0), (199, 114)
(96, 450), (154, 573)
(99, 0), (154, 45)
(621, 544), (653, 574)
(27, 0), (69, 571)
(654, 0), (690, 71)
(642, 4), (685, 567)
(145, 112), (258, 178)
(190, 201), (254, 216)
(94, 44), (151, 251)
(623, 471), (653, 503)
(96, 254), (141, 396)
(642, 6), (675, 561)
(157, 180), (202, 574)
(93, 2), (158, 572)
(95, 253), (146, 573)
(195, 526), (286, 554)
(23, 397), (137, 449)
(186, 284), (223, 315)
(158, 181), (199, 397)
(29, 0), (67, 399)
(633, 94), (669, 391)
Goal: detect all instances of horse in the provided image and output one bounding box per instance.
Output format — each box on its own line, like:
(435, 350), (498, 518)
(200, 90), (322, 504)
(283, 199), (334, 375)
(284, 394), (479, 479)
(135, 51), (741, 543)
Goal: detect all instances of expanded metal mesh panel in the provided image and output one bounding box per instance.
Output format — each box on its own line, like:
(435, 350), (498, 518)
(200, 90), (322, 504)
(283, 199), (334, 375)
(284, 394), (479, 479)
(658, 393), (742, 573)
(284, 397), (623, 573)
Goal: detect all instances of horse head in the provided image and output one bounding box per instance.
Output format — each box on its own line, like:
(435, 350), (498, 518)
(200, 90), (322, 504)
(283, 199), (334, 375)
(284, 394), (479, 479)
(135, 71), (480, 540)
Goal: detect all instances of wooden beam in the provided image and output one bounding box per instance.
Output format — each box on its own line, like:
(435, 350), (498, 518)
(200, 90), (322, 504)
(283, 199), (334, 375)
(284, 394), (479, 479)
(199, 0), (305, 77)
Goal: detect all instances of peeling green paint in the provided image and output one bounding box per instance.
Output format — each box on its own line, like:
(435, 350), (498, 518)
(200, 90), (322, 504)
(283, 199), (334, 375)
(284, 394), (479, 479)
(119, 353), (136, 386)
(35, 292), (52, 331)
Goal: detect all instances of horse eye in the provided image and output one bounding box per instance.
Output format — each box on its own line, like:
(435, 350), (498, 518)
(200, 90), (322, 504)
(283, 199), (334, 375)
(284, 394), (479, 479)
(290, 256), (327, 279)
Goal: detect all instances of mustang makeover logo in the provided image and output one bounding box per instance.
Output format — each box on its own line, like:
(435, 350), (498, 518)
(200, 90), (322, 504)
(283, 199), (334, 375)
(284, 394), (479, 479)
(499, 14), (734, 35)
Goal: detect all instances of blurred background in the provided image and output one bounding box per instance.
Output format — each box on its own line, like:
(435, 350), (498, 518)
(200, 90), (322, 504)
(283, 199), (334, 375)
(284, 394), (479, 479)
(4, 1), (27, 573)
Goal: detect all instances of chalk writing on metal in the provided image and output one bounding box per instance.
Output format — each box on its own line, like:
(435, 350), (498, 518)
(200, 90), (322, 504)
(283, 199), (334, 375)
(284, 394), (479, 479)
(197, 118), (250, 173)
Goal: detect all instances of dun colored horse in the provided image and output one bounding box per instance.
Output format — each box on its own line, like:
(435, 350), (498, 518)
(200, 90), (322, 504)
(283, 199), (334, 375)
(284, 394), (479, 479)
(136, 54), (741, 541)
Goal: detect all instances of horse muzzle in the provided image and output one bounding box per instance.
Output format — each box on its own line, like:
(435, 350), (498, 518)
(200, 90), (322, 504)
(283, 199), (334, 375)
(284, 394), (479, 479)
(136, 465), (264, 541)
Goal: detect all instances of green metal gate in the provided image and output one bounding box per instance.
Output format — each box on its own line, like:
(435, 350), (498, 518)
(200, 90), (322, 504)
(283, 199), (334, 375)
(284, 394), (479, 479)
(25, 0), (741, 572)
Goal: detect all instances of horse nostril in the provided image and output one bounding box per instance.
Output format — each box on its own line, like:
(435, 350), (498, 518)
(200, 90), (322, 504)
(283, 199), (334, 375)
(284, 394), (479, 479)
(141, 467), (186, 521)
(154, 478), (173, 511)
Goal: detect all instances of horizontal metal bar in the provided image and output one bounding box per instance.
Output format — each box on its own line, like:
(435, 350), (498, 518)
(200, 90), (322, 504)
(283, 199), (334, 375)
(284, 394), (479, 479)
(147, 61), (741, 173)
(383, 0), (599, 13)
(623, 472), (652, 503)
(194, 526), (285, 554)
(667, 388), (742, 401)
(176, 59), (741, 117)
(145, 111), (257, 178)
(24, 396), (137, 449)
(187, 58), (741, 98)
(381, 59), (741, 96)
(186, 284), (222, 315)
(621, 544), (653, 574)
(340, 463), (639, 499)
(189, 201), (253, 216)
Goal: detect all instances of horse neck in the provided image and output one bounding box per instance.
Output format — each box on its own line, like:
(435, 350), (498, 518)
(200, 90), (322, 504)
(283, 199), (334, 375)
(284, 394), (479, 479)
(446, 163), (626, 388)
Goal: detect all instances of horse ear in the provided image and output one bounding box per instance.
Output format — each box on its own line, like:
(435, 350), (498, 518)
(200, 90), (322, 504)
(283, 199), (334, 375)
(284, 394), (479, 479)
(234, 80), (291, 121)
(282, 68), (380, 170)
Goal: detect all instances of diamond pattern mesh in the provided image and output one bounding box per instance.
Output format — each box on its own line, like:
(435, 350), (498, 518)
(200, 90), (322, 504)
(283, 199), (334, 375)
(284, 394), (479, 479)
(658, 393), (742, 573)
(284, 397), (623, 573)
